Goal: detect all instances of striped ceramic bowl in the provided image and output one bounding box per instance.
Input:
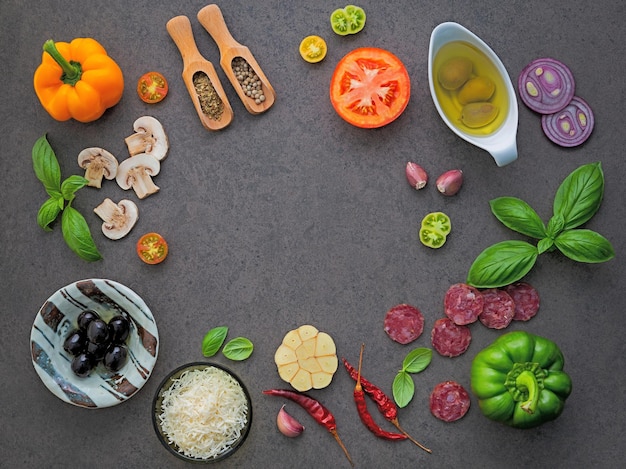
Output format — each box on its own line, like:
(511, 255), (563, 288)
(30, 279), (159, 408)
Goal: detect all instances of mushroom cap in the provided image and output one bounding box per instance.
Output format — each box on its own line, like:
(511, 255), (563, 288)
(93, 198), (139, 240)
(116, 153), (161, 190)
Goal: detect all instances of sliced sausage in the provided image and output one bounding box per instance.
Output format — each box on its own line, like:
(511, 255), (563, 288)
(444, 283), (484, 325)
(431, 318), (471, 357)
(384, 304), (424, 344)
(430, 380), (471, 422)
(479, 288), (515, 329)
(504, 282), (540, 321)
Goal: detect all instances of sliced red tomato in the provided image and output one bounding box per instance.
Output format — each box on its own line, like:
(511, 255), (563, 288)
(136, 232), (168, 264)
(137, 71), (168, 104)
(330, 47), (410, 128)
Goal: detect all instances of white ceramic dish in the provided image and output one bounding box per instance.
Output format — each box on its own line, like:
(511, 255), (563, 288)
(428, 22), (519, 167)
(30, 279), (159, 408)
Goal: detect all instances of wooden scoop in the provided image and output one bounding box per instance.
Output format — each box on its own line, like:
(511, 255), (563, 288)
(197, 4), (275, 115)
(166, 15), (233, 131)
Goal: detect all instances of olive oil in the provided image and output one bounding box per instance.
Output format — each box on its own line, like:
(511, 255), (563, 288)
(433, 41), (509, 136)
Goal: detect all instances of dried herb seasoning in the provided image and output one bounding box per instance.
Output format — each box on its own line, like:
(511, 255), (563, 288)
(193, 71), (225, 120)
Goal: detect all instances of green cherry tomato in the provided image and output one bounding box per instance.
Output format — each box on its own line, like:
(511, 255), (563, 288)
(420, 212), (452, 249)
(330, 5), (366, 35)
(330, 8), (350, 35)
(344, 5), (366, 34)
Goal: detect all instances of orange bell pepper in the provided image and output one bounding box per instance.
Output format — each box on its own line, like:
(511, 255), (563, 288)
(33, 38), (124, 123)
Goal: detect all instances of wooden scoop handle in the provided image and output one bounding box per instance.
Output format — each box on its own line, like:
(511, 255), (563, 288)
(197, 4), (245, 56)
(166, 15), (205, 65)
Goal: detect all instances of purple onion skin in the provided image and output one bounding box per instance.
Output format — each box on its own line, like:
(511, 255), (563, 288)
(518, 58), (575, 114)
(541, 96), (594, 147)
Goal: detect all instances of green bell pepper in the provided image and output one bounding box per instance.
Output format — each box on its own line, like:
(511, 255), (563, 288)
(470, 331), (572, 428)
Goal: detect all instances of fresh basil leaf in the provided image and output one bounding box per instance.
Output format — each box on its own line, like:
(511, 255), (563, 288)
(61, 175), (89, 201)
(202, 326), (229, 357)
(546, 213), (565, 238)
(222, 337), (254, 361)
(402, 348), (432, 374)
(537, 237), (554, 254)
(553, 162), (604, 230)
(61, 206), (102, 261)
(37, 197), (63, 231)
(32, 134), (62, 198)
(490, 197), (546, 239)
(392, 371), (414, 408)
(554, 229), (615, 263)
(467, 240), (538, 288)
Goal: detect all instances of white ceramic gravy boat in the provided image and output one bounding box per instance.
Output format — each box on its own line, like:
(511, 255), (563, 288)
(428, 22), (518, 167)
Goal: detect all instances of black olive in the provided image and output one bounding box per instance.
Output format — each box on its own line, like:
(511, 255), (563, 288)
(108, 315), (130, 343)
(77, 310), (100, 331)
(103, 344), (128, 372)
(86, 340), (109, 361)
(71, 353), (95, 378)
(63, 329), (87, 356)
(87, 318), (109, 344)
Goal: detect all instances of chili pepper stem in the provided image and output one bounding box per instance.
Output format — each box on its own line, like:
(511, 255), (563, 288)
(390, 418), (432, 453)
(330, 430), (354, 467)
(43, 39), (82, 85)
(356, 343), (365, 390)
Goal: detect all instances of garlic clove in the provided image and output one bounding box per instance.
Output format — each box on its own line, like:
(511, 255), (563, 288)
(277, 405), (305, 437)
(436, 169), (463, 196)
(406, 162), (428, 190)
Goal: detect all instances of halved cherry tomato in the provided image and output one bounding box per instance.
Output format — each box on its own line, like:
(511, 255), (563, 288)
(136, 232), (168, 264)
(330, 5), (366, 36)
(330, 47), (410, 128)
(343, 5), (366, 34)
(137, 71), (168, 104)
(299, 35), (327, 63)
(419, 212), (451, 249)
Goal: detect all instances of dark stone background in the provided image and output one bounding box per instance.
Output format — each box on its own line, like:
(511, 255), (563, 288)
(1, 1), (624, 467)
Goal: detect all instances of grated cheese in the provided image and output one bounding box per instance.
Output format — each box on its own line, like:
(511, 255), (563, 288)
(158, 366), (249, 459)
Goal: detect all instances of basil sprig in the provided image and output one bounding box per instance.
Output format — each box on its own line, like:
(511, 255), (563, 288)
(32, 134), (102, 262)
(468, 163), (614, 288)
(392, 347), (432, 408)
(201, 326), (254, 361)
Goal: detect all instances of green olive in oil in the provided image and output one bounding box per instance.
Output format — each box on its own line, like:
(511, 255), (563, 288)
(433, 41), (509, 136)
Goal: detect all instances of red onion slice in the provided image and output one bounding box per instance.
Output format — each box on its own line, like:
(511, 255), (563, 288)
(541, 96), (594, 147)
(518, 58), (575, 114)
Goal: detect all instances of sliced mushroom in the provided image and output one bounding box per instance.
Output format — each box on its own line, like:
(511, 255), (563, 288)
(125, 116), (169, 161)
(77, 147), (119, 188)
(116, 153), (161, 199)
(93, 198), (139, 240)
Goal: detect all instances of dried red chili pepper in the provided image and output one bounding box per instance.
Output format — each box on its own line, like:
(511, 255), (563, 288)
(343, 355), (432, 453)
(343, 357), (398, 420)
(353, 344), (408, 441)
(263, 389), (353, 466)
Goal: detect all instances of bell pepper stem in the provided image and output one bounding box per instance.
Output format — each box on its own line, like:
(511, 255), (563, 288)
(516, 370), (539, 414)
(43, 40), (82, 85)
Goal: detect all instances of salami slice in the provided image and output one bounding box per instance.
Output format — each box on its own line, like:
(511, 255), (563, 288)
(384, 304), (424, 344)
(479, 288), (515, 329)
(431, 318), (471, 357)
(430, 380), (471, 422)
(444, 283), (484, 325)
(504, 282), (540, 321)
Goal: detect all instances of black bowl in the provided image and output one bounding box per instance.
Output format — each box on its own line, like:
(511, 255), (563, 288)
(152, 362), (252, 463)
